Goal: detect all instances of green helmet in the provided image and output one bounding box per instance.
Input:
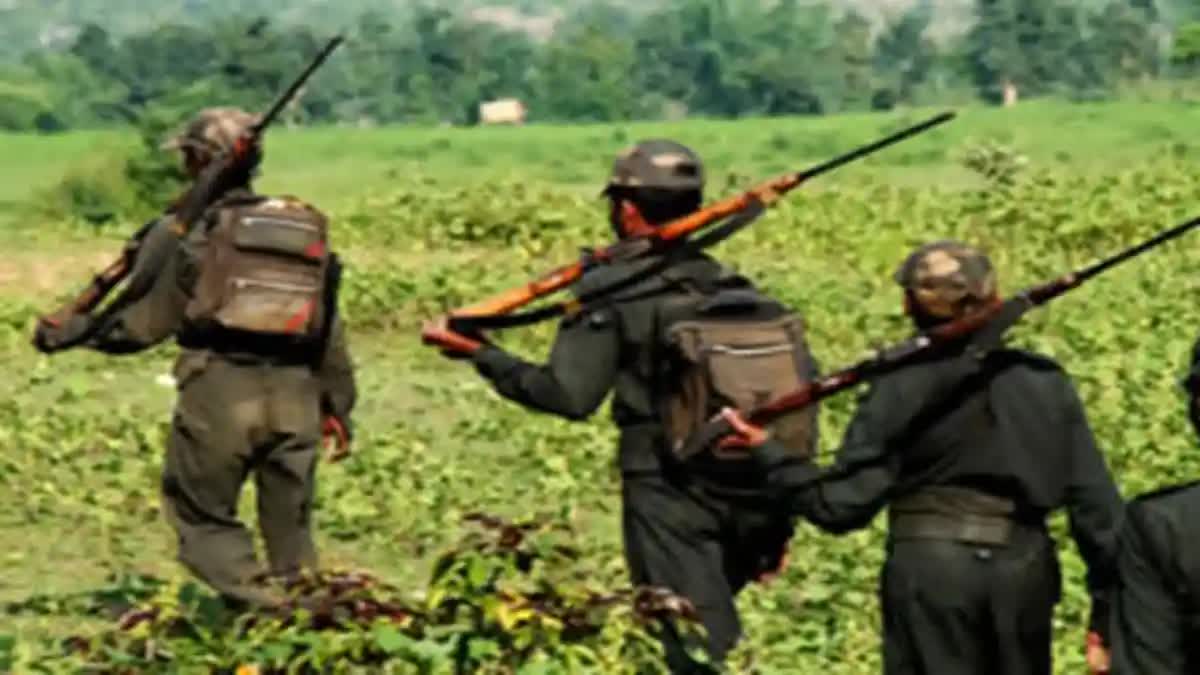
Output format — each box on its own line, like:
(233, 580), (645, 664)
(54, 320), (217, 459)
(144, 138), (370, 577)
(894, 240), (998, 319)
(604, 139), (705, 194)
(161, 107), (261, 156)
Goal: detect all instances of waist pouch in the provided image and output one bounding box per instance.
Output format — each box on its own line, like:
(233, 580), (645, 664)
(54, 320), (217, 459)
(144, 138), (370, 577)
(888, 486), (1041, 547)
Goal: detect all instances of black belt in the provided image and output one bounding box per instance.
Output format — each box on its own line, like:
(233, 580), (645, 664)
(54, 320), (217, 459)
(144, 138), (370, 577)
(889, 511), (1015, 546)
(888, 486), (1042, 547)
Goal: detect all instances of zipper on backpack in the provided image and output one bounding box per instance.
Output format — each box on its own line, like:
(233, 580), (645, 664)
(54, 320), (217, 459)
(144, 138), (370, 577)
(705, 343), (792, 357)
(241, 216), (321, 234)
(232, 278), (319, 294)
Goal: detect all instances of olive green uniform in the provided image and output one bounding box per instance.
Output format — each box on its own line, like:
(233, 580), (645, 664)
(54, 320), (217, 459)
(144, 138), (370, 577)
(77, 191), (356, 607)
(1109, 481), (1200, 674)
(472, 254), (815, 672)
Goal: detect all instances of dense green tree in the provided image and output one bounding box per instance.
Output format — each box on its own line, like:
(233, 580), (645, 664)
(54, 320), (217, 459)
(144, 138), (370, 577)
(0, 0), (1193, 132)
(873, 1), (938, 106)
(1170, 22), (1200, 73)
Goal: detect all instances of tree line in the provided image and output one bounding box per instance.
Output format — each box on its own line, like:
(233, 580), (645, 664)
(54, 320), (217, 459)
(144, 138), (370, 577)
(0, 0), (1189, 133)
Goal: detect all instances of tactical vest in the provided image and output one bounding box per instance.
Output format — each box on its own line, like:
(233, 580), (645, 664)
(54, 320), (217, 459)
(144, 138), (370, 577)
(184, 194), (331, 344)
(654, 273), (816, 463)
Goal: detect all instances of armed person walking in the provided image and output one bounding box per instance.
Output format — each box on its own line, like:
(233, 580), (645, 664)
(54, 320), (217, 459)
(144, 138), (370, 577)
(1101, 339), (1200, 674)
(33, 108), (357, 610)
(720, 241), (1123, 675)
(423, 140), (820, 672)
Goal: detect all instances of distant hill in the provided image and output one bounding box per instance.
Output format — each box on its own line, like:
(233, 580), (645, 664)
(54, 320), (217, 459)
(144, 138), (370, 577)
(0, 0), (1187, 61)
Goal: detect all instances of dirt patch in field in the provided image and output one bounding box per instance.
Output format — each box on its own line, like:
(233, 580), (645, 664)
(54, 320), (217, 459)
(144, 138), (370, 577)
(0, 246), (118, 299)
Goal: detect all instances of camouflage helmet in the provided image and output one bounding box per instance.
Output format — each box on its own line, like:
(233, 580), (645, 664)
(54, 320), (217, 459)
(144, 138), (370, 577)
(603, 139), (704, 194)
(161, 107), (261, 156)
(894, 240), (998, 319)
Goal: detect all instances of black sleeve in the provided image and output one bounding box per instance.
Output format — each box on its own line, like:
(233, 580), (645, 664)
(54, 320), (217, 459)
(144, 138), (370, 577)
(1059, 375), (1124, 631)
(471, 306), (619, 421)
(757, 379), (900, 533)
(760, 353), (1000, 533)
(1111, 500), (1187, 674)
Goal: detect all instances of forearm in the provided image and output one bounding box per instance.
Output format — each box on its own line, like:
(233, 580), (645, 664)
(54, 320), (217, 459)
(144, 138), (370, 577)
(318, 321), (356, 419)
(472, 345), (599, 420)
(756, 439), (894, 533)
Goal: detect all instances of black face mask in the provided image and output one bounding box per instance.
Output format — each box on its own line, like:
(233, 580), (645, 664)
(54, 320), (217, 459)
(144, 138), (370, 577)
(607, 198), (624, 239)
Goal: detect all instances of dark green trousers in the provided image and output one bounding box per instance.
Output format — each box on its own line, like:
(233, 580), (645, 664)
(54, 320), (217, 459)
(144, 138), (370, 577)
(161, 350), (323, 607)
(881, 527), (1060, 675)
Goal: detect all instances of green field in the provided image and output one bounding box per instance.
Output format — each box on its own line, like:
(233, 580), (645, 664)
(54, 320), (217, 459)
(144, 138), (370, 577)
(4, 99), (1200, 215)
(4, 101), (1200, 672)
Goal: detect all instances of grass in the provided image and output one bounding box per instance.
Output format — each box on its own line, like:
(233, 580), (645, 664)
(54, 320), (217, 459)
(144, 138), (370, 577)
(4, 99), (1200, 672)
(3, 98), (1200, 219)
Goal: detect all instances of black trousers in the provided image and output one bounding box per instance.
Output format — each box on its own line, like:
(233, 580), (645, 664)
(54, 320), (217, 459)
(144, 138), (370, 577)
(880, 527), (1061, 675)
(622, 473), (792, 674)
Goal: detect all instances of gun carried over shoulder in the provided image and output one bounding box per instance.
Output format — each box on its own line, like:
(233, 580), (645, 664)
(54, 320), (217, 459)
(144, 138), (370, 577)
(680, 213), (1200, 459)
(425, 112), (956, 343)
(35, 36), (344, 347)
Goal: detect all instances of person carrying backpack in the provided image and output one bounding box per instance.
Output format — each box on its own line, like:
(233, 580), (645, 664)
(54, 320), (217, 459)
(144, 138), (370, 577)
(718, 241), (1123, 675)
(423, 139), (820, 673)
(33, 107), (357, 609)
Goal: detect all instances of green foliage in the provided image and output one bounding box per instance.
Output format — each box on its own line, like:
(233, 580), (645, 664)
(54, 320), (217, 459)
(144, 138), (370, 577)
(1170, 22), (1200, 72)
(122, 111), (188, 210)
(7, 117), (1200, 672)
(19, 516), (694, 673)
(0, 0), (1187, 132)
(964, 0), (1161, 103)
(960, 139), (1029, 188)
(33, 108), (186, 224)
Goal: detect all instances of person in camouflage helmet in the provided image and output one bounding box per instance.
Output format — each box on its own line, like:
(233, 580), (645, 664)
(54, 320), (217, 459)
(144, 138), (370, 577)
(425, 139), (818, 673)
(719, 240), (1122, 675)
(34, 107), (357, 610)
(1104, 340), (1200, 674)
(160, 107), (263, 174)
(894, 240), (999, 325)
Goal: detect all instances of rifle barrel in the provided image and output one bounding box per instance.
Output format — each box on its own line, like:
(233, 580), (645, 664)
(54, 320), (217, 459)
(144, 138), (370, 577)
(445, 111), (957, 324)
(737, 212), (1200, 431)
(797, 111), (955, 183)
(1073, 214), (1200, 287)
(254, 36), (344, 133)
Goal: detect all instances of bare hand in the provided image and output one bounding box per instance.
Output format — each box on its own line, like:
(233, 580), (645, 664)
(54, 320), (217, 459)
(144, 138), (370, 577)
(420, 317), (484, 359)
(1086, 631), (1110, 674)
(322, 415), (352, 463)
(717, 407), (770, 449)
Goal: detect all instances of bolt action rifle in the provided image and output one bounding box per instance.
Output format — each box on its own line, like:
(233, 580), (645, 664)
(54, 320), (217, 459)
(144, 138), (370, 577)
(679, 213), (1200, 460)
(34, 36), (345, 349)
(423, 112), (956, 348)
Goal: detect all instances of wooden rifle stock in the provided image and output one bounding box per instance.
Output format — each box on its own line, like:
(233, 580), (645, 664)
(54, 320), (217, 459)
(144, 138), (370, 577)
(443, 112), (956, 324)
(40, 259), (130, 328)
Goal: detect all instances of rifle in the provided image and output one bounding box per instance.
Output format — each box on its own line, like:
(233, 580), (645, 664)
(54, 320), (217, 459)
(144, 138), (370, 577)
(430, 111), (955, 339)
(679, 213), (1200, 460)
(35, 36), (345, 343)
